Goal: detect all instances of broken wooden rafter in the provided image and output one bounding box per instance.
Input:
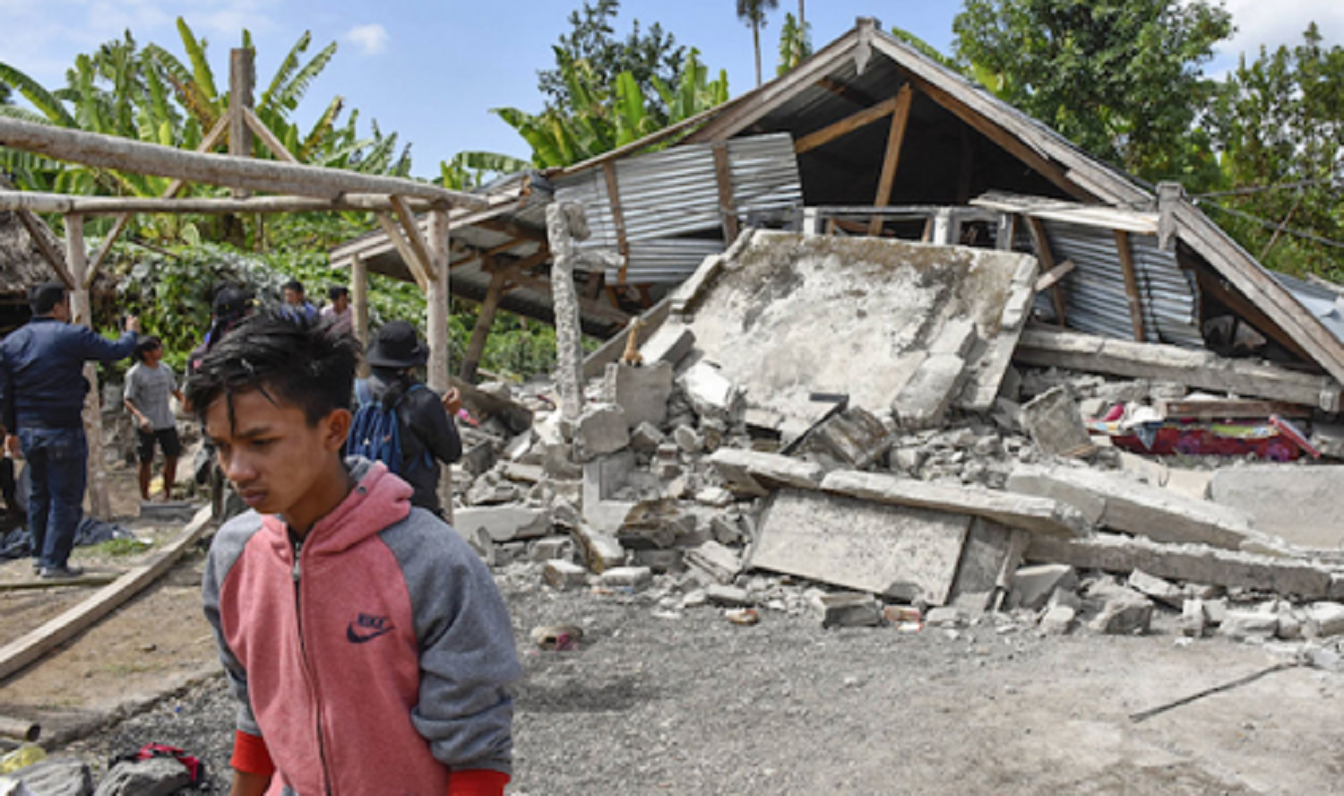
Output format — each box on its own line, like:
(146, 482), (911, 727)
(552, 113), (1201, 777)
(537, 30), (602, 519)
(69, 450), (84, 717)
(602, 162), (631, 282)
(1034, 258), (1076, 294)
(390, 195), (437, 281)
(1027, 215), (1069, 327)
(1114, 230), (1148, 342)
(375, 211), (429, 291)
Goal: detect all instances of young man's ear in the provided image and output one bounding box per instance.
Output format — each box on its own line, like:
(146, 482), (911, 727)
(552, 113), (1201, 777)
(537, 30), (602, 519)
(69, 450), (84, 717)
(320, 408), (352, 452)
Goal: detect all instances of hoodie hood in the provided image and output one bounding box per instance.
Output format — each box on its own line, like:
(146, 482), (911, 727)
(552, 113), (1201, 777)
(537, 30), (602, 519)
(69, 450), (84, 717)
(260, 456), (413, 558)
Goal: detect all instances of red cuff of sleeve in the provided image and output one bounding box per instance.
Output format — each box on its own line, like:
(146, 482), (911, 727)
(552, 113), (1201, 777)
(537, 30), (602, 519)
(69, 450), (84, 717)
(231, 730), (276, 777)
(448, 768), (510, 796)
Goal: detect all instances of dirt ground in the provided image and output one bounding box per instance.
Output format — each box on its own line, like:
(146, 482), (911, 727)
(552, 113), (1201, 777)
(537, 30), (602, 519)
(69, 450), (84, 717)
(3, 466), (1344, 794)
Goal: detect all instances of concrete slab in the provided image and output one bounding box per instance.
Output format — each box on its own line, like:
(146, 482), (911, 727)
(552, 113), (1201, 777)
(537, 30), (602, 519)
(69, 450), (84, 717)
(452, 505), (551, 543)
(750, 489), (973, 605)
(893, 354), (965, 430)
(949, 518), (1015, 600)
(605, 361), (674, 430)
(572, 403), (629, 462)
(1116, 452), (1212, 501)
(1020, 386), (1094, 458)
(681, 361), (740, 422)
(1007, 465), (1268, 551)
(685, 540), (742, 585)
(673, 231), (1035, 431)
(639, 319), (696, 367)
(708, 448), (827, 495)
(1026, 532), (1339, 600)
(1208, 465), (1344, 550)
(821, 470), (1090, 538)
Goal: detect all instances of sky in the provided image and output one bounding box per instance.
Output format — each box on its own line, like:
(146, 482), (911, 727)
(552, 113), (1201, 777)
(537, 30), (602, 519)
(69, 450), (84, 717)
(2, 0), (1343, 180)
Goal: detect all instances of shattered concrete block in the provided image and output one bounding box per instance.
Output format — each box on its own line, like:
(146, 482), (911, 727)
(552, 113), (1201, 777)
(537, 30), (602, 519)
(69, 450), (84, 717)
(1039, 604), (1075, 635)
(1089, 587), (1153, 635)
(500, 462), (544, 484)
(572, 403), (630, 463)
(1306, 602), (1344, 638)
(812, 592), (882, 628)
(753, 489), (973, 604)
(453, 506), (550, 543)
(888, 446), (926, 475)
(570, 522), (626, 573)
(949, 518), (1016, 601)
(1180, 598), (1207, 638)
(708, 448), (827, 495)
(605, 361), (674, 430)
(1008, 564), (1078, 611)
(694, 487), (733, 508)
(639, 320), (696, 367)
(1026, 533), (1336, 600)
(925, 606), (964, 627)
(822, 469), (1090, 538)
(1219, 610), (1278, 640)
(582, 453), (639, 533)
(543, 560), (588, 590)
(504, 429), (537, 463)
(630, 548), (684, 572)
(673, 425), (704, 454)
(1203, 598), (1228, 627)
(706, 584), (753, 607)
(629, 422), (665, 454)
(892, 354), (966, 430)
(531, 536), (572, 562)
(685, 540), (742, 585)
(1208, 465), (1344, 550)
(95, 756), (194, 796)
(4, 758), (92, 796)
(1008, 464), (1268, 551)
(1019, 386), (1094, 458)
(801, 406), (894, 469)
(1127, 569), (1184, 608)
(1277, 610), (1303, 640)
(597, 566), (653, 591)
(681, 361), (740, 422)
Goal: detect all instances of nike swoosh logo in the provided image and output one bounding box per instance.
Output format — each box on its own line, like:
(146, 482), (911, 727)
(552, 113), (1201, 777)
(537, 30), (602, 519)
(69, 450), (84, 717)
(347, 625), (394, 644)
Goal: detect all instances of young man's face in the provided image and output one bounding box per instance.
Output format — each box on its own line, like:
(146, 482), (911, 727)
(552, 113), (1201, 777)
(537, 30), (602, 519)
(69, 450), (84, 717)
(333, 294), (349, 312)
(203, 389), (351, 528)
(283, 287), (304, 306)
(143, 346), (163, 366)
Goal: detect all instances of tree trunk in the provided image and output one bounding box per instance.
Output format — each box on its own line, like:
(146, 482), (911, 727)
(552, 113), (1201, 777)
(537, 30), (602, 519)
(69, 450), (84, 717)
(753, 22), (762, 87)
(799, 0), (804, 29)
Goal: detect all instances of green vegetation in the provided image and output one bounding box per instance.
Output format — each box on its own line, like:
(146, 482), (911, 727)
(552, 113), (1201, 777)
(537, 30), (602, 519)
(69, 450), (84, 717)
(89, 537), (153, 557)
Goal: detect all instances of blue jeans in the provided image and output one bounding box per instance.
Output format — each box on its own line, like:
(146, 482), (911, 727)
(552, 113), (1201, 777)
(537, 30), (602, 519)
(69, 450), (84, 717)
(19, 427), (87, 570)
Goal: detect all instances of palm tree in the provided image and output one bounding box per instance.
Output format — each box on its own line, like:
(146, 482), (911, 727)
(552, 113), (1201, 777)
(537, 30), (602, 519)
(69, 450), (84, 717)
(736, 0), (779, 87)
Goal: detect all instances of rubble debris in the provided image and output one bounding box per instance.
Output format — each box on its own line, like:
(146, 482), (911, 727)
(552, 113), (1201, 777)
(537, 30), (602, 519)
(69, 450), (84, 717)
(750, 489), (972, 604)
(706, 584), (753, 607)
(948, 519), (1022, 608)
(1306, 603), (1344, 638)
(812, 591), (882, 628)
(1180, 599), (1207, 637)
(893, 354), (967, 430)
(0, 757), (92, 796)
(569, 522), (626, 574)
(1008, 564), (1078, 611)
(639, 320), (695, 368)
(94, 756), (193, 796)
(530, 624), (583, 651)
(597, 566), (653, 591)
(1013, 327), (1344, 412)
(680, 361), (741, 423)
(821, 470), (1090, 538)
(1087, 582), (1154, 635)
(605, 362), (673, 430)
(543, 560), (588, 590)
(724, 607), (760, 626)
(1019, 386), (1094, 458)
(628, 422), (665, 454)
(707, 448), (826, 495)
(572, 404), (629, 462)
(1208, 465), (1344, 550)
(925, 607), (963, 627)
(452, 506), (550, 544)
(1039, 604), (1075, 635)
(1007, 464), (1273, 551)
(530, 537), (572, 562)
(1127, 570), (1184, 608)
(685, 540), (742, 585)
(1026, 533), (1342, 600)
(582, 454), (640, 533)
(793, 406), (892, 469)
(673, 425), (704, 454)
(1219, 610), (1278, 641)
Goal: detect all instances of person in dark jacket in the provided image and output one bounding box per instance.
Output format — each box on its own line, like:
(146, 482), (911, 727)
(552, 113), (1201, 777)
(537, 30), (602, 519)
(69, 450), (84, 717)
(0, 282), (139, 578)
(361, 321), (462, 515)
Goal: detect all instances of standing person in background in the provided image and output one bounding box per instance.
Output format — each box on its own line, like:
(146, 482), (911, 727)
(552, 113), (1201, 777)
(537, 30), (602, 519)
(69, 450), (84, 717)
(280, 280), (318, 324)
(0, 282), (139, 578)
(320, 285), (352, 336)
(357, 321), (463, 516)
(124, 336), (185, 502)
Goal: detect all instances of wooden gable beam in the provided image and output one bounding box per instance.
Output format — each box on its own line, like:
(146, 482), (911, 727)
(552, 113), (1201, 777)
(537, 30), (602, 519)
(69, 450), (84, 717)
(793, 94), (900, 154)
(243, 107), (298, 163)
(390, 195), (437, 281)
(375, 212), (429, 291)
(868, 85), (914, 236)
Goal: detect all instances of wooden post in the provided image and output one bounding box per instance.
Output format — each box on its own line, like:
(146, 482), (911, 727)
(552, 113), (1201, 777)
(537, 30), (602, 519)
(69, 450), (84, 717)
(427, 209), (452, 521)
(602, 162), (630, 282)
(228, 48), (254, 193)
(712, 143), (740, 244)
(351, 254), (370, 377)
(65, 215), (112, 520)
(1114, 230), (1147, 342)
(1028, 217), (1068, 328)
(461, 264), (507, 383)
(867, 84), (913, 236)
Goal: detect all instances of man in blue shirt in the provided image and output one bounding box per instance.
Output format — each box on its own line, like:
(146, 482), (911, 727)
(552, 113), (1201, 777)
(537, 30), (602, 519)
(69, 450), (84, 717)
(0, 282), (139, 578)
(280, 279), (318, 324)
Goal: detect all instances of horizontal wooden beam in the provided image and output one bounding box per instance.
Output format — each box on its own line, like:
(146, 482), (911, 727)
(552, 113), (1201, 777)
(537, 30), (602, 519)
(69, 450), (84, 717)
(0, 189), (438, 215)
(0, 117), (483, 207)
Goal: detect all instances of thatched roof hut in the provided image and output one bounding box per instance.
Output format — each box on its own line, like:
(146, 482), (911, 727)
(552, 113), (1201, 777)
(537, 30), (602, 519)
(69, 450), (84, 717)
(0, 209), (63, 335)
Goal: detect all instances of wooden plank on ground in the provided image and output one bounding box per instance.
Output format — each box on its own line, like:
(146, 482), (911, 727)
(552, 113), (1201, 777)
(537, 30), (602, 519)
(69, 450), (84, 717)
(0, 506), (212, 683)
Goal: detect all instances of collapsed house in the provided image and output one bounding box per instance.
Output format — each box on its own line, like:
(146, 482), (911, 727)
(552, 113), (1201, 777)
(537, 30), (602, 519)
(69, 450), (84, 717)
(332, 19), (1344, 641)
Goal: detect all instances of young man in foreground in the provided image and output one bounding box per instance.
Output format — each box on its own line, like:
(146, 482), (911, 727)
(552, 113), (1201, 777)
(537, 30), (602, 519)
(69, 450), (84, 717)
(189, 313), (520, 796)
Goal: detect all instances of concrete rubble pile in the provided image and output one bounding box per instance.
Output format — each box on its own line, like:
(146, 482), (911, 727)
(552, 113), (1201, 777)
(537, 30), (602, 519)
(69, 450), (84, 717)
(443, 230), (1344, 660)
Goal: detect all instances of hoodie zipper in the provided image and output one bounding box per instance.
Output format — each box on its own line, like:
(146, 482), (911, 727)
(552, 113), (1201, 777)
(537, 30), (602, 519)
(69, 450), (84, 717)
(292, 533), (335, 795)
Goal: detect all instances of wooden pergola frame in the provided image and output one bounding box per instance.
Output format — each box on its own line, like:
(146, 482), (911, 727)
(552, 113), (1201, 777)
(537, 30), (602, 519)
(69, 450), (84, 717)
(0, 49), (477, 516)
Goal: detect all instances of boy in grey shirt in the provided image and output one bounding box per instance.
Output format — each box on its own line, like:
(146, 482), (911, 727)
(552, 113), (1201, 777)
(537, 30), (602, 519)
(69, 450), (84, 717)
(124, 336), (184, 501)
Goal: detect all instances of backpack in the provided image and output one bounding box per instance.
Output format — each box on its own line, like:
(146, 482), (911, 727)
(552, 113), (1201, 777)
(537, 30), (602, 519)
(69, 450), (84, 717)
(107, 743), (209, 789)
(345, 379), (426, 475)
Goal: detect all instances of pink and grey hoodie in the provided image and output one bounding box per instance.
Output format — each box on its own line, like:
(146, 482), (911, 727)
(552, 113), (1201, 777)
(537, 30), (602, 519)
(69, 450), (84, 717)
(203, 458), (520, 795)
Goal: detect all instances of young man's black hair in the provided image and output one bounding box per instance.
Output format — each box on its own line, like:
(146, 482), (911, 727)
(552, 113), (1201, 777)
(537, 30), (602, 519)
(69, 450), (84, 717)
(28, 281), (68, 315)
(281, 279), (304, 295)
(185, 312), (359, 429)
(133, 335), (162, 363)
(327, 285), (349, 301)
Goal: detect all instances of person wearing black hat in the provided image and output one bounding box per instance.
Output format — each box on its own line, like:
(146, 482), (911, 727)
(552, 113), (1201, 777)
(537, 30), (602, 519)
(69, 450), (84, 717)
(0, 281), (139, 578)
(358, 321), (463, 515)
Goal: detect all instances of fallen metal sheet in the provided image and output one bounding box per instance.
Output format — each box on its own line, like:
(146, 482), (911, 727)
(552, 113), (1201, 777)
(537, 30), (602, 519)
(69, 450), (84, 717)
(672, 231), (1036, 433)
(749, 489), (972, 605)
